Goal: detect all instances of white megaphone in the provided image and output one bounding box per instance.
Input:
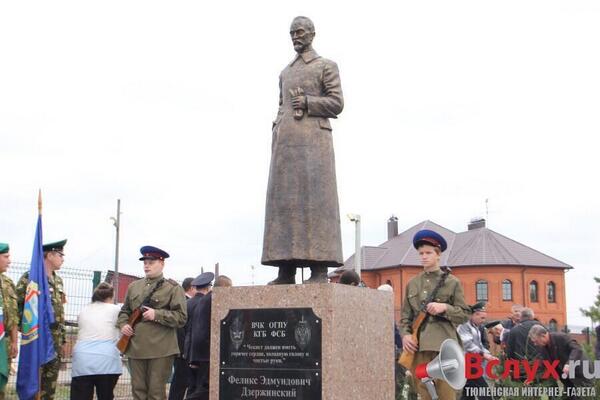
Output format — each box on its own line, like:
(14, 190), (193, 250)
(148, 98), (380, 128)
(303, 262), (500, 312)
(413, 339), (466, 400)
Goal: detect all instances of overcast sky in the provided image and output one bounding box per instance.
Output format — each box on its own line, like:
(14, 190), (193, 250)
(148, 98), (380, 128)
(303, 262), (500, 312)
(1, 1), (599, 327)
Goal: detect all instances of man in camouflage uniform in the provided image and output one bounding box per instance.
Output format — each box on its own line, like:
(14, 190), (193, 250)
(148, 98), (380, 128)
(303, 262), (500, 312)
(0, 243), (19, 400)
(16, 239), (67, 400)
(400, 230), (470, 400)
(118, 246), (187, 400)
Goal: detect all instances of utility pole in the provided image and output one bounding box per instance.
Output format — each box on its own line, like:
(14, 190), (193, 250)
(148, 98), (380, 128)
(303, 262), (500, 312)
(110, 199), (121, 304)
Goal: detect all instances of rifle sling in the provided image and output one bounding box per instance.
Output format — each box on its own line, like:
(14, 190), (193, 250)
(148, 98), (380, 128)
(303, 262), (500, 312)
(416, 268), (451, 334)
(139, 278), (165, 309)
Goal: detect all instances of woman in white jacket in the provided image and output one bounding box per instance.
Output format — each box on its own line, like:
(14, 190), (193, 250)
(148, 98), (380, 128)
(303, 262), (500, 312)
(70, 282), (122, 400)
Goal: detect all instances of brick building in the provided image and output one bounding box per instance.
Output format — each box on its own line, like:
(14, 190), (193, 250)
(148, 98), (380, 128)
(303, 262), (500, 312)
(334, 218), (571, 329)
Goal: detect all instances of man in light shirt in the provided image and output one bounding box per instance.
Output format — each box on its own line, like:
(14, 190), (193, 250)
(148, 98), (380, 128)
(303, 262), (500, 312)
(457, 302), (498, 400)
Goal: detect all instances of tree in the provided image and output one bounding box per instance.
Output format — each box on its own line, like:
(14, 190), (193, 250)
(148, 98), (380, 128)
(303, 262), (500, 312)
(580, 277), (600, 322)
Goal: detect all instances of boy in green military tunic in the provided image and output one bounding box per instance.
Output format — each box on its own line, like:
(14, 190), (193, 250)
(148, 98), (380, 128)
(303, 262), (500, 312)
(0, 243), (19, 400)
(118, 246), (187, 400)
(400, 230), (470, 400)
(16, 239), (67, 400)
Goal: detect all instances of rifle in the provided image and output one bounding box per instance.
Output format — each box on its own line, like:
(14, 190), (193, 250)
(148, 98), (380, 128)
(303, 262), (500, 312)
(116, 278), (165, 354)
(398, 267), (451, 369)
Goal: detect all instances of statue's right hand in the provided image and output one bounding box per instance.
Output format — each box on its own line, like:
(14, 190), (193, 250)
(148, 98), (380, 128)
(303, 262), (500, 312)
(121, 324), (134, 337)
(402, 335), (418, 354)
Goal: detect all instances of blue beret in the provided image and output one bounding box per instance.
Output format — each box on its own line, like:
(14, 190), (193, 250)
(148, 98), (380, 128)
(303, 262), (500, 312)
(0, 243), (9, 254)
(191, 272), (214, 288)
(139, 245), (170, 261)
(43, 239), (67, 253)
(413, 230), (447, 252)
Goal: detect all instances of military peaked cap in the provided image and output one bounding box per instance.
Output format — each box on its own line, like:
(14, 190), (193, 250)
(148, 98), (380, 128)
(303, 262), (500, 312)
(43, 239), (67, 253)
(413, 229), (448, 252)
(0, 243), (9, 254)
(191, 272), (214, 288)
(139, 245), (170, 261)
(470, 302), (486, 313)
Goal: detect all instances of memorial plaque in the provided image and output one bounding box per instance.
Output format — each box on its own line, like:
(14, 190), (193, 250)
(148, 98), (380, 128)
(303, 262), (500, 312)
(219, 308), (322, 399)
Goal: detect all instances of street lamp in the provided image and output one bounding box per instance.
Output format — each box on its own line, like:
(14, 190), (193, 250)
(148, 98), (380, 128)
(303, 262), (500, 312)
(347, 213), (361, 277)
(110, 199), (121, 304)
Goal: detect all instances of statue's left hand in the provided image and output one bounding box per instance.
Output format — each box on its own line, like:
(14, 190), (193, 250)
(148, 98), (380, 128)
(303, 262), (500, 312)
(291, 95), (307, 110)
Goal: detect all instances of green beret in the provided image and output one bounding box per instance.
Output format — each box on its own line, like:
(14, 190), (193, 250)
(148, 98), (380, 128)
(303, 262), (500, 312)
(42, 239), (67, 252)
(0, 243), (9, 254)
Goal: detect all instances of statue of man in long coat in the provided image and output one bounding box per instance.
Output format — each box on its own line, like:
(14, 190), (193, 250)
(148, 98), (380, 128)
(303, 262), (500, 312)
(262, 16), (344, 284)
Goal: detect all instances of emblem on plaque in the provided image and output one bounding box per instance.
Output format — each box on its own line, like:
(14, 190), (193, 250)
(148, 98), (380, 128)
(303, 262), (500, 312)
(294, 315), (311, 351)
(230, 314), (245, 350)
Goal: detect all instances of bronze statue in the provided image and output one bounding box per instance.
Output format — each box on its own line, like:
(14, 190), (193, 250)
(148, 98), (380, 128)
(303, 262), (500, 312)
(262, 16), (344, 284)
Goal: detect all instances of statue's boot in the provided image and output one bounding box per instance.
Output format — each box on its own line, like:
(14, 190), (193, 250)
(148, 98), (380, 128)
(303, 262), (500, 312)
(268, 267), (296, 285)
(304, 266), (328, 284)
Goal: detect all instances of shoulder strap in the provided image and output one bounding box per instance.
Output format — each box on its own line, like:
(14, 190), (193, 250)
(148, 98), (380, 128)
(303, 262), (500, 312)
(420, 267), (451, 312)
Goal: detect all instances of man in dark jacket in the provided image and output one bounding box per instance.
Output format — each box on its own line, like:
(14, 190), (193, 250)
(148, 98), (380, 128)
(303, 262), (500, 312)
(168, 277), (196, 400)
(497, 304), (522, 345)
(529, 325), (593, 399)
(506, 307), (541, 361)
(183, 272), (214, 400)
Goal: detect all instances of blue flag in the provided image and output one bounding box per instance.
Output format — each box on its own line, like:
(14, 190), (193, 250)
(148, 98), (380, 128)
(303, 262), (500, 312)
(17, 214), (56, 400)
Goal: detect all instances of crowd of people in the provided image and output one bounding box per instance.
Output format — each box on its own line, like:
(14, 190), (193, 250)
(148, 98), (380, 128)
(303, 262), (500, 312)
(389, 229), (595, 400)
(338, 229), (595, 400)
(1, 229), (597, 400)
(0, 241), (232, 400)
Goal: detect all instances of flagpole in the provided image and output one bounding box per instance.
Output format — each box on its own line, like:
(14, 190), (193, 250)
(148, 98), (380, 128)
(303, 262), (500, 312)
(35, 370), (41, 400)
(38, 189), (42, 215)
(17, 190), (51, 400)
(36, 189), (42, 400)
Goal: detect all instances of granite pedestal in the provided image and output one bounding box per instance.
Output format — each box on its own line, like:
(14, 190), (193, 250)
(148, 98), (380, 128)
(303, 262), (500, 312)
(210, 284), (395, 400)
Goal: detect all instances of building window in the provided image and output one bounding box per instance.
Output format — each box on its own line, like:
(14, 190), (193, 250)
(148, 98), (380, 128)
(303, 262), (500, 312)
(530, 281), (538, 302)
(547, 282), (556, 303)
(476, 280), (488, 301)
(548, 319), (558, 332)
(502, 279), (512, 301)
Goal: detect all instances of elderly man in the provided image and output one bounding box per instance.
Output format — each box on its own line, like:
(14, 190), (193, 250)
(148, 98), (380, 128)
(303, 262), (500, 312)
(262, 16), (345, 284)
(498, 304), (523, 345)
(458, 303), (498, 400)
(529, 325), (593, 399)
(505, 307), (541, 362)
(118, 246), (187, 400)
(16, 239), (68, 400)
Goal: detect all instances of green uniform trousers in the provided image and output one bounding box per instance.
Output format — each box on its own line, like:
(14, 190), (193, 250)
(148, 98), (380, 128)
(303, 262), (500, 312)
(129, 356), (175, 400)
(411, 351), (459, 400)
(0, 356), (8, 400)
(41, 357), (61, 400)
